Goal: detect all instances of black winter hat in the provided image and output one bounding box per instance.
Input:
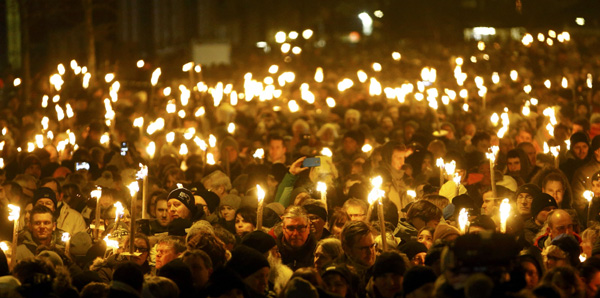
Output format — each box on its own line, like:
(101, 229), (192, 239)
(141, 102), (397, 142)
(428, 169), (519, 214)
(570, 132), (589, 147)
(303, 204), (328, 221)
(372, 251), (406, 278)
(167, 187), (197, 216)
(398, 240), (428, 260)
(226, 245), (270, 278)
(530, 193), (558, 219)
(241, 231), (276, 255)
(402, 266), (437, 295)
(515, 184), (542, 200)
(33, 187), (57, 208)
(197, 190), (220, 213)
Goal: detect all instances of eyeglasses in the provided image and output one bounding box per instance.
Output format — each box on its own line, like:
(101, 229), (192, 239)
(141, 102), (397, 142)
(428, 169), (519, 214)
(284, 225), (308, 232)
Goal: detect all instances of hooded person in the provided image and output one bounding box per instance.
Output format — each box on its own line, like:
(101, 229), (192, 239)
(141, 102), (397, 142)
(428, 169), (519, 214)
(194, 189), (220, 224)
(530, 167), (580, 224)
(226, 245), (271, 297)
(219, 136), (243, 182)
(572, 135), (600, 215)
(560, 132), (590, 182)
(524, 193), (558, 245)
(218, 193), (241, 235)
(378, 141), (413, 216)
(519, 248), (544, 290)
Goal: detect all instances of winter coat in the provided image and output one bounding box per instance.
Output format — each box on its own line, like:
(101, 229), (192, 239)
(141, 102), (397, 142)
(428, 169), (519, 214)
(56, 202), (87, 235)
(572, 159), (600, 212)
(276, 232), (316, 271)
(523, 218), (542, 245)
(15, 229), (66, 262)
(394, 219), (418, 243)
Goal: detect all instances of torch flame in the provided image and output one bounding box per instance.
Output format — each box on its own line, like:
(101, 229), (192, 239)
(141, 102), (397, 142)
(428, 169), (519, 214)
(458, 208), (469, 234)
(321, 147), (333, 157)
(584, 190), (594, 203)
(256, 185), (265, 203)
(253, 148), (265, 159)
(114, 202), (124, 222)
(8, 204), (20, 221)
(207, 153), (216, 165)
(445, 161), (457, 176)
(436, 158), (445, 168)
(499, 198), (511, 233)
(317, 182), (327, 193)
(62, 232), (71, 242)
(104, 234), (119, 249)
(91, 187), (102, 199)
(127, 182), (139, 198)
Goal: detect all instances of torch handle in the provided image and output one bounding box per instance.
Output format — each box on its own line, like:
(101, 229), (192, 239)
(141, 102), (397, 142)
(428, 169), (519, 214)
(377, 199), (387, 252)
(256, 202), (264, 231)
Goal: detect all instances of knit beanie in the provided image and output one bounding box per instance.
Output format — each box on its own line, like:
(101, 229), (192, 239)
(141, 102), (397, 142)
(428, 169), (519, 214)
(69, 231), (92, 257)
(167, 188), (197, 216)
(530, 193), (558, 219)
(433, 223), (460, 243)
(372, 251), (406, 278)
(515, 184), (542, 200)
(570, 132), (589, 147)
(197, 190), (220, 213)
(303, 204), (328, 221)
(398, 240), (428, 260)
(402, 266), (437, 295)
(33, 187), (57, 209)
(220, 194), (241, 210)
(241, 231), (277, 255)
(265, 202), (285, 217)
(226, 245), (270, 278)
(38, 250), (64, 267)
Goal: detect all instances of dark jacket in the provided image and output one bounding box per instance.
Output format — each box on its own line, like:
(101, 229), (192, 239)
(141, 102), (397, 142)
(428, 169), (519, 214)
(276, 232), (316, 271)
(394, 219), (418, 243)
(523, 218), (542, 245)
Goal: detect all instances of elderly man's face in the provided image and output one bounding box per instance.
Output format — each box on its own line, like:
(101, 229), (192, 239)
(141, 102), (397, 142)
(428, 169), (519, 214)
(549, 213), (573, 240)
(282, 217), (310, 248)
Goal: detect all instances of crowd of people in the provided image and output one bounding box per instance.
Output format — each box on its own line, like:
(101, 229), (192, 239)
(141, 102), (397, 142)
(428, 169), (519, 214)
(0, 28), (599, 298)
